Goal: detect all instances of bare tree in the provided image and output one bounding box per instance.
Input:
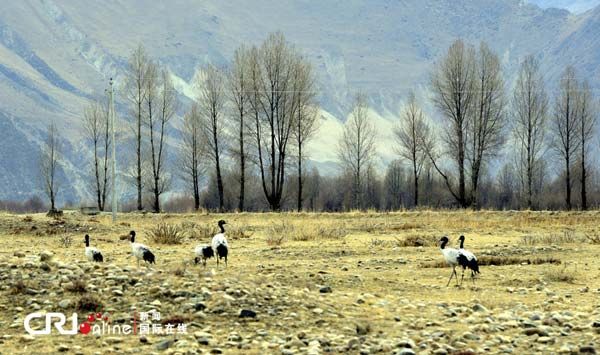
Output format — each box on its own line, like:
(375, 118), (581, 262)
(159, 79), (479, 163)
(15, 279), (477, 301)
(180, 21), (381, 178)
(180, 104), (205, 211)
(125, 44), (149, 211)
(468, 43), (506, 208)
(384, 160), (406, 210)
(512, 55), (548, 209)
(83, 98), (111, 211)
(337, 94), (377, 209)
(247, 33), (305, 211)
(40, 122), (61, 212)
(228, 46), (250, 211)
(394, 92), (429, 207)
(145, 68), (176, 212)
(291, 59), (319, 211)
(429, 39), (476, 207)
(552, 66), (581, 210)
(576, 80), (596, 210)
(198, 64), (226, 211)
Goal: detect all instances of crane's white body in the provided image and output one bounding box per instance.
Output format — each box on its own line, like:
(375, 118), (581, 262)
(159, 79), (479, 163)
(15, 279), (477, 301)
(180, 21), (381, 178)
(84, 235), (103, 262)
(85, 246), (102, 261)
(211, 233), (228, 250)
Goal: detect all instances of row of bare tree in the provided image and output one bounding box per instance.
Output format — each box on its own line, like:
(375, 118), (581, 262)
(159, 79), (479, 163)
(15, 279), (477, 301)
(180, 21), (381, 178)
(39, 35), (597, 213)
(386, 40), (597, 210)
(179, 33), (319, 212)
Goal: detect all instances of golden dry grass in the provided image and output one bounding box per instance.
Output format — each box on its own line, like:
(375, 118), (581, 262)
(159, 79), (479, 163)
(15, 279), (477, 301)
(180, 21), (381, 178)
(0, 210), (599, 354)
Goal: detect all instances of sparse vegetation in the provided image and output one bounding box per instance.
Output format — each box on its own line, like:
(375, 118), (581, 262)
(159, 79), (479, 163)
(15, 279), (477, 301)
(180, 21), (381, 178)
(520, 231), (581, 245)
(266, 234), (285, 247)
(543, 265), (577, 283)
(161, 314), (189, 326)
(422, 256), (561, 268)
(65, 279), (87, 293)
(0, 210), (598, 354)
(148, 223), (186, 244)
(77, 295), (103, 312)
(59, 234), (73, 248)
(9, 279), (28, 295)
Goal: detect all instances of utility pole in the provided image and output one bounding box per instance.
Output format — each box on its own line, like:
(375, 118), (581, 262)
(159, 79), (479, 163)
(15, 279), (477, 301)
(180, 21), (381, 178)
(109, 78), (118, 223)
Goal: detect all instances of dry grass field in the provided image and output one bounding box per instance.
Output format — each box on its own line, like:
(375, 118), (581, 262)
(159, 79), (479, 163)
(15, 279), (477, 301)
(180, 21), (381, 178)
(0, 210), (599, 354)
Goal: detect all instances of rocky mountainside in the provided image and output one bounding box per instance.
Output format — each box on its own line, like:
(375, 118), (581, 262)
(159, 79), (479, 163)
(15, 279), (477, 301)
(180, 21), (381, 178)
(0, 0), (599, 202)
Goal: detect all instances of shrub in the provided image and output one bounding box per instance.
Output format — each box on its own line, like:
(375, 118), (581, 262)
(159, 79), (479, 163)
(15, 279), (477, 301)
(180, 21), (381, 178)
(148, 223), (185, 244)
(521, 231), (582, 245)
(266, 234), (285, 247)
(10, 279), (28, 295)
(65, 279), (87, 293)
(585, 234), (600, 244)
(543, 265), (576, 283)
(77, 295), (103, 312)
(59, 235), (73, 248)
(396, 234), (439, 247)
(161, 314), (189, 326)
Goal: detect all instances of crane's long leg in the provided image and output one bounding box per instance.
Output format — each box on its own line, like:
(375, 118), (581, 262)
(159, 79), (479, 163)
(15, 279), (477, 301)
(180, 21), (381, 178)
(460, 268), (465, 286)
(446, 266), (456, 287)
(471, 270), (476, 285)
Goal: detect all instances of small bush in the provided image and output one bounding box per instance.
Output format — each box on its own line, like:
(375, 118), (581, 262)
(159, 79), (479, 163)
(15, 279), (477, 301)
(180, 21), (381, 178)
(266, 235), (285, 247)
(397, 234), (439, 247)
(10, 279), (28, 295)
(227, 225), (253, 240)
(543, 265), (576, 283)
(186, 223), (213, 241)
(59, 235), (73, 248)
(268, 221), (347, 242)
(148, 223), (185, 244)
(65, 279), (87, 293)
(521, 231), (582, 245)
(161, 314), (189, 326)
(77, 295), (103, 312)
(585, 234), (600, 244)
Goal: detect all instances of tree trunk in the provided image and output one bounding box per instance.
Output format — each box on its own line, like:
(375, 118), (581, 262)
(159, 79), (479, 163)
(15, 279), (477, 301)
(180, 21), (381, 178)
(458, 132), (467, 208)
(239, 115), (245, 212)
(153, 177), (160, 212)
(297, 143), (303, 211)
(581, 145), (587, 210)
(565, 155), (571, 210)
(136, 100), (143, 211)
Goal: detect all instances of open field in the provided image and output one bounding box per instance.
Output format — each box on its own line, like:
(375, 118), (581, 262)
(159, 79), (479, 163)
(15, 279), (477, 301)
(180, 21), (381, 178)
(0, 210), (599, 354)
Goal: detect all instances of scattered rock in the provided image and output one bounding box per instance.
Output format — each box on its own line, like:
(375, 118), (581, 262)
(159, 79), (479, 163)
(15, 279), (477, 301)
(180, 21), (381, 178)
(58, 299), (71, 309)
(240, 309), (257, 318)
(579, 346), (596, 354)
(155, 339), (174, 351)
(40, 251), (53, 262)
(472, 304), (488, 313)
(319, 286), (332, 293)
(57, 344), (69, 352)
(356, 323), (371, 335)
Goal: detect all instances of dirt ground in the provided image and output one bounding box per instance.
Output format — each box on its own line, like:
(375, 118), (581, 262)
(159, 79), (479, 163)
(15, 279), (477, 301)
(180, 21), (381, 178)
(0, 210), (599, 354)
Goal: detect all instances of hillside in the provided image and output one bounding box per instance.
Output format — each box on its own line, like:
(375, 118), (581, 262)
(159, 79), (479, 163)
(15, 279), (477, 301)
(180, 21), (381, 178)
(0, 0), (598, 203)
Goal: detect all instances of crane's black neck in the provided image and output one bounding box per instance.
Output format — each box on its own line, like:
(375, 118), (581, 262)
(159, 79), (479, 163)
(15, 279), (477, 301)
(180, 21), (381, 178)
(85, 235), (90, 247)
(130, 234), (135, 243)
(459, 238), (464, 249)
(440, 239), (448, 249)
(219, 224), (225, 233)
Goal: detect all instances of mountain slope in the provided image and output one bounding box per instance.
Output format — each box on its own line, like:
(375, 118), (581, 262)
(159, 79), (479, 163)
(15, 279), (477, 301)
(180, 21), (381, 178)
(0, 0), (598, 203)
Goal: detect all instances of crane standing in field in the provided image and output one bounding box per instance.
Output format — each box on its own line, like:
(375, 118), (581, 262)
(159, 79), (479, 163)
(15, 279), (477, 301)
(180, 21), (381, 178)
(439, 236), (479, 286)
(128, 230), (156, 268)
(212, 220), (229, 267)
(84, 234), (104, 262)
(457, 235), (480, 285)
